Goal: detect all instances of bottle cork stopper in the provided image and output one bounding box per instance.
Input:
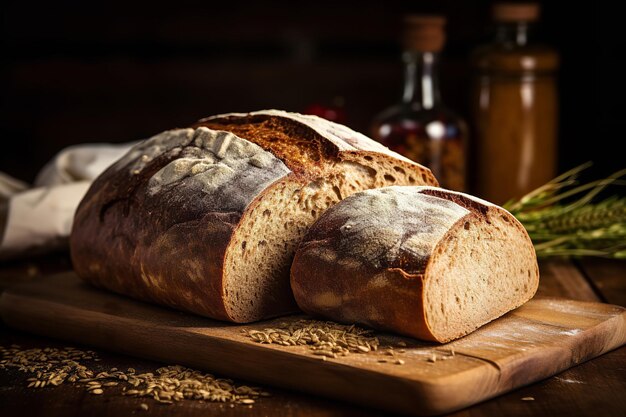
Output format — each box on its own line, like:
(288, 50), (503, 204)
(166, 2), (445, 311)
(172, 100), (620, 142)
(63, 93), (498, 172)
(492, 3), (540, 22)
(403, 15), (446, 52)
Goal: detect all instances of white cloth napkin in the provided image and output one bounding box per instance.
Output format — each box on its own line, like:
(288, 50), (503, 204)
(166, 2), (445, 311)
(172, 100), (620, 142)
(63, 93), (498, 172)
(0, 142), (135, 259)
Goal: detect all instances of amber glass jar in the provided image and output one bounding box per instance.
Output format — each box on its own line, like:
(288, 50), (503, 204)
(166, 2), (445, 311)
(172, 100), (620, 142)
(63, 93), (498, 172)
(470, 3), (559, 204)
(371, 16), (467, 191)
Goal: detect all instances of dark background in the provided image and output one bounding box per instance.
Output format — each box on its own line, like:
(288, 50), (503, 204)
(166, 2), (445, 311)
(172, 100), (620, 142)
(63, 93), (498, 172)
(1, 0), (621, 184)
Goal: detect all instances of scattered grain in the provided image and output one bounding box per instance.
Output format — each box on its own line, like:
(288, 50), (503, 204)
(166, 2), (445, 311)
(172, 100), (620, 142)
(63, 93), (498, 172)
(244, 320), (380, 358)
(0, 345), (268, 406)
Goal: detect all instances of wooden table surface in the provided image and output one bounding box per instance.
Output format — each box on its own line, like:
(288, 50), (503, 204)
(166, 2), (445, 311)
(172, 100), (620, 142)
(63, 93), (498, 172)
(0, 253), (624, 417)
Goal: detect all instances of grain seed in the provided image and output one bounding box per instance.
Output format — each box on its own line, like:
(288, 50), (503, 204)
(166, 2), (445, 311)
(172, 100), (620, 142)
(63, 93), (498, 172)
(1, 344), (268, 406)
(245, 320), (379, 359)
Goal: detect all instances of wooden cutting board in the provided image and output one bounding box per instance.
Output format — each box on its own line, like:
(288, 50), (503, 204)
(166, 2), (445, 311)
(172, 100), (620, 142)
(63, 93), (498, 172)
(1, 273), (625, 416)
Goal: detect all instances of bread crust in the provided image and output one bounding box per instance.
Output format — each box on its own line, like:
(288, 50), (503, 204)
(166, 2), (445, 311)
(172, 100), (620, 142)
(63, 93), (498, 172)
(291, 186), (539, 342)
(70, 128), (290, 320)
(71, 111), (437, 321)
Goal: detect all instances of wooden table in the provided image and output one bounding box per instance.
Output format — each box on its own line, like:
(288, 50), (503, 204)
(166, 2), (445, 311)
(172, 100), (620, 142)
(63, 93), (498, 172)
(0, 253), (624, 417)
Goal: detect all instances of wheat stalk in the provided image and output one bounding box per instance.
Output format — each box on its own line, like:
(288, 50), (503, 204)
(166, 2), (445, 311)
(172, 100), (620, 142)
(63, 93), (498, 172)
(503, 163), (626, 259)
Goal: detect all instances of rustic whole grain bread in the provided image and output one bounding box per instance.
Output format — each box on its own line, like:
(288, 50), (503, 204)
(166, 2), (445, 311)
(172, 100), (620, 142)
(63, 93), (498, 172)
(290, 186), (539, 343)
(70, 110), (438, 322)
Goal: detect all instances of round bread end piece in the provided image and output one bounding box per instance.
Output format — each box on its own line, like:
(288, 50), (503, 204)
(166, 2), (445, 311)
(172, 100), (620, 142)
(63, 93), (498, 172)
(290, 186), (539, 343)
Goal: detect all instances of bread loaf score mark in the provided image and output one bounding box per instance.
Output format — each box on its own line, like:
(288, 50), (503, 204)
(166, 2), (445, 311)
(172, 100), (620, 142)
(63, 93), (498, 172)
(197, 110), (423, 179)
(71, 110), (438, 323)
(146, 129), (286, 197)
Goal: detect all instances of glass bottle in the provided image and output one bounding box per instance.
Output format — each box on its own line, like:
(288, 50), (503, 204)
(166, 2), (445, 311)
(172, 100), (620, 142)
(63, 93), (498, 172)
(470, 3), (559, 204)
(371, 15), (467, 191)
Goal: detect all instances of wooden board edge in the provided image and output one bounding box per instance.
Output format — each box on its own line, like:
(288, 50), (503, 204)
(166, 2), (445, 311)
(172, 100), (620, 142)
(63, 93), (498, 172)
(2, 287), (626, 416)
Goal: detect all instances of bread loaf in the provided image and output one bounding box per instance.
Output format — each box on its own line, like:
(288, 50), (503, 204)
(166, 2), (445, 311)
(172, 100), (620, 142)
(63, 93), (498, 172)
(70, 110), (438, 322)
(290, 186), (539, 342)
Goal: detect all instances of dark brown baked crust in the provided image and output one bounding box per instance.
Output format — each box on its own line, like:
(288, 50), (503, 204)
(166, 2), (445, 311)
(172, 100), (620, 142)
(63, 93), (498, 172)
(291, 243), (433, 339)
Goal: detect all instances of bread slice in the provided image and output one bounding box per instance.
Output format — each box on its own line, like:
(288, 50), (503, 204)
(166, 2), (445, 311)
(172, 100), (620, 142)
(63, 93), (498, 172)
(290, 186), (539, 342)
(70, 110), (438, 323)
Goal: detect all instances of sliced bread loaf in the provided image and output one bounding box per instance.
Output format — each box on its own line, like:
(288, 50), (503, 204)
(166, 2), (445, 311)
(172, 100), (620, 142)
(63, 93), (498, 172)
(290, 186), (539, 342)
(70, 110), (438, 322)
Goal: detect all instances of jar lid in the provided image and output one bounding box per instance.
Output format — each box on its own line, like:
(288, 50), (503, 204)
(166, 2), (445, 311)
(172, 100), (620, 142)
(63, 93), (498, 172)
(403, 15), (446, 52)
(492, 3), (540, 22)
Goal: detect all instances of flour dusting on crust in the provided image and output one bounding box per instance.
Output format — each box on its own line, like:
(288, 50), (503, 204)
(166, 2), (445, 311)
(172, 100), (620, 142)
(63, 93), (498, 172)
(147, 127), (283, 195)
(113, 128), (196, 174)
(320, 186), (469, 270)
